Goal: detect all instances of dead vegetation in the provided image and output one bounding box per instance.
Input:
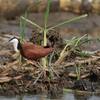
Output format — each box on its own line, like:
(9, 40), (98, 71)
(0, 31), (100, 95)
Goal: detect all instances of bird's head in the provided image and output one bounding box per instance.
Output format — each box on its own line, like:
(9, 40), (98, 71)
(9, 37), (20, 52)
(9, 36), (19, 42)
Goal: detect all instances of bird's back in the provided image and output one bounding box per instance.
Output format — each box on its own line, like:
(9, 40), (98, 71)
(20, 42), (53, 60)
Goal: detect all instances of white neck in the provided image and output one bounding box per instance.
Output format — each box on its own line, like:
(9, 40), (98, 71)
(13, 41), (19, 52)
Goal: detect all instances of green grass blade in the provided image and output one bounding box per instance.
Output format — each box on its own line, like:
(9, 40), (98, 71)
(44, 0), (51, 29)
(21, 16), (42, 30)
(23, 11), (28, 32)
(74, 34), (87, 47)
(19, 12), (28, 42)
(48, 14), (88, 30)
(42, 0), (51, 68)
(19, 17), (23, 40)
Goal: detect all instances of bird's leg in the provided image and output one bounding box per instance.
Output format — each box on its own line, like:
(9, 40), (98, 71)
(12, 52), (20, 60)
(12, 52), (23, 67)
(19, 54), (24, 66)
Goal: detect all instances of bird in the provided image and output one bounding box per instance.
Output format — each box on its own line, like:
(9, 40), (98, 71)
(9, 37), (54, 60)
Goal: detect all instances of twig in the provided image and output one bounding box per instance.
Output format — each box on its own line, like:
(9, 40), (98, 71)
(68, 72), (89, 79)
(0, 61), (18, 73)
(63, 56), (100, 68)
(50, 66), (60, 78)
(54, 51), (71, 66)
(33, 71), (43, 85)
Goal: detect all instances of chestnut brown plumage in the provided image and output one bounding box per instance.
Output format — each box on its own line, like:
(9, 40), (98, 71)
(19, 42), (53, 60)
(9, 37), (53, 60)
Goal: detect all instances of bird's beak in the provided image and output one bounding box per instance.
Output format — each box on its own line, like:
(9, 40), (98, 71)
(8, 38), (12, 42)
(4, 38), (12, 45)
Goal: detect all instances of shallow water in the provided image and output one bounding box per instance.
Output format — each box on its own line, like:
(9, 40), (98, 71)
(0, 93), (100, 100)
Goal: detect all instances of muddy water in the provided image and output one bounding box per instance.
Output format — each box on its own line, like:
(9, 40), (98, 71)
(0, 93), (100, 100)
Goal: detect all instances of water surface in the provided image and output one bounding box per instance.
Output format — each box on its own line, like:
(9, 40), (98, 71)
(0, 93), (100, 100)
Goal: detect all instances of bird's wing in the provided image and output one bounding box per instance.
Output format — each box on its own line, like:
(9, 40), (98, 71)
(23, 48), (46, 59)
(22, 42), (44, 49)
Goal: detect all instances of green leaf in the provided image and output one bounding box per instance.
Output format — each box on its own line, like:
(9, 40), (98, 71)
(44, 0), (51, 29)
(48, 14), (88, 30)
(21, 16), (42, 30)
(19, 11), (28, 42)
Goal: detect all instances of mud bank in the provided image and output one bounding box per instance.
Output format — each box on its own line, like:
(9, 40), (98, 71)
(0, 29), (100, 96)
(0, 11), (100, 95)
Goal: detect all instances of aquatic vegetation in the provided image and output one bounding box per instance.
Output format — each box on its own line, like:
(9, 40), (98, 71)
(1, 0), (100, 96)
(21, 0), (87, 68)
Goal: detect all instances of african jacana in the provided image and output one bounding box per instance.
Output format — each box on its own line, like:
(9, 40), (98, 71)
(9, 37), (53, 60)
